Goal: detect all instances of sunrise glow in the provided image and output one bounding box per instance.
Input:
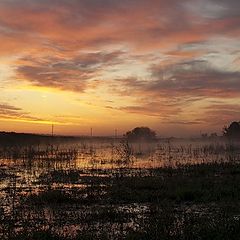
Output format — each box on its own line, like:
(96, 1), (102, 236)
(0, 0), (240, 136)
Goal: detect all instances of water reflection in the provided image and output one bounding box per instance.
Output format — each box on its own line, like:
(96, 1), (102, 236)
(1, 138), (240, 239)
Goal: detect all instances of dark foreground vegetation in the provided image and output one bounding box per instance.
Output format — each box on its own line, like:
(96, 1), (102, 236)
(1, 133), (240, 239)
(1, 162), (240, 239)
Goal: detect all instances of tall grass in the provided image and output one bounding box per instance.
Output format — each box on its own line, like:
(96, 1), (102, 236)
(1, 139), (240, 239)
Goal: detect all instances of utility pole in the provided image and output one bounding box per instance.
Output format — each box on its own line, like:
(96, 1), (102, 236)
(52, 124), (54, 137)
(90, 127), (93, 137)
(51, 124), (54, 155)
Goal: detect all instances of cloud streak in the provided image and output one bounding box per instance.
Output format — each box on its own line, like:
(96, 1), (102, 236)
(0, 103), (45, 122)
(16, 50), (124, 91)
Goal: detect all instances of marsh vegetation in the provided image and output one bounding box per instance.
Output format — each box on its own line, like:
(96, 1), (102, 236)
(1, 134), (240, 239)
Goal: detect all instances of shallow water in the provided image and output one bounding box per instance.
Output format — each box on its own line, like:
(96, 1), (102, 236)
(1, 138), (240, 239)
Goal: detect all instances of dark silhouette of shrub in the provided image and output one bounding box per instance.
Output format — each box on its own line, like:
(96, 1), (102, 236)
(124, 127), (156, 142)
(223, 121), (240, 139)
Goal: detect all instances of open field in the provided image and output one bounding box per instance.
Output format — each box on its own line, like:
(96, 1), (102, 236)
(1, 135), (240, 239)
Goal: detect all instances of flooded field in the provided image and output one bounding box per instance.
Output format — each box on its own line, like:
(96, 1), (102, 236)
(1, 137), (240, 239)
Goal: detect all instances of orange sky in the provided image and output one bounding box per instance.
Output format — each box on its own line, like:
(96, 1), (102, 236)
(0, 0), (240, 137)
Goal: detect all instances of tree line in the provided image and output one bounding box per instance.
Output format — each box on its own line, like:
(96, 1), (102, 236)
(124, 121), (240, 142)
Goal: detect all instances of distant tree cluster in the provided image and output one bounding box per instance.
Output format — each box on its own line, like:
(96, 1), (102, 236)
(223, 121), (240, 139)
(125, 127), (157, 142)
(201, 133), (218, 139)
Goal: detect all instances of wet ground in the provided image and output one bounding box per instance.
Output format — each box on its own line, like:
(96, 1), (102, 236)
(1, 138), (240, 239)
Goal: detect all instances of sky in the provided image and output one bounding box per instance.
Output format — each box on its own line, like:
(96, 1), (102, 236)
(0, 0), (239, 137)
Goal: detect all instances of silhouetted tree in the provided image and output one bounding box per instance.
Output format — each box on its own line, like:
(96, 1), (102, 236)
(125, 127), (157, 142)
(210, 133), (218, 138)
(223, 121), (240, 139)
(201, 133), (208, 138)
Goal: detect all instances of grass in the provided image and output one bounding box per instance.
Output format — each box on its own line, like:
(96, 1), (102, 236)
(11, 162), (239, 240)
(125, 206), (240, 240)
(1, 140), (240, 239)
(8, 210), (240, 240)
(38, 170), (81, 184)
(27, 189), (78, 205)
(106, 162), (240, 204)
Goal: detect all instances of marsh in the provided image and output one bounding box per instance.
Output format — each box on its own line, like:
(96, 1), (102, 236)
(1, 135), (240, 239)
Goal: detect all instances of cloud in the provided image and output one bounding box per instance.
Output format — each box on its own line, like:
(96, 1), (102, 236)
(149, 60), (240, 98)
(0, 103), (46, 122)
(116, 60), (240, 99)
(162, 120), (204, 125)
(196, 103), (240, 126)
(106, 59), (240, 122)
(0, 0), (239, 57)
(0, 103), (21, 112)
(1, 0), (239, 86)
(205, 0), (240, 18)
(16, 50), (124, 91)
(119, 101), (182, 118)
(0, 0), (239, 133)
